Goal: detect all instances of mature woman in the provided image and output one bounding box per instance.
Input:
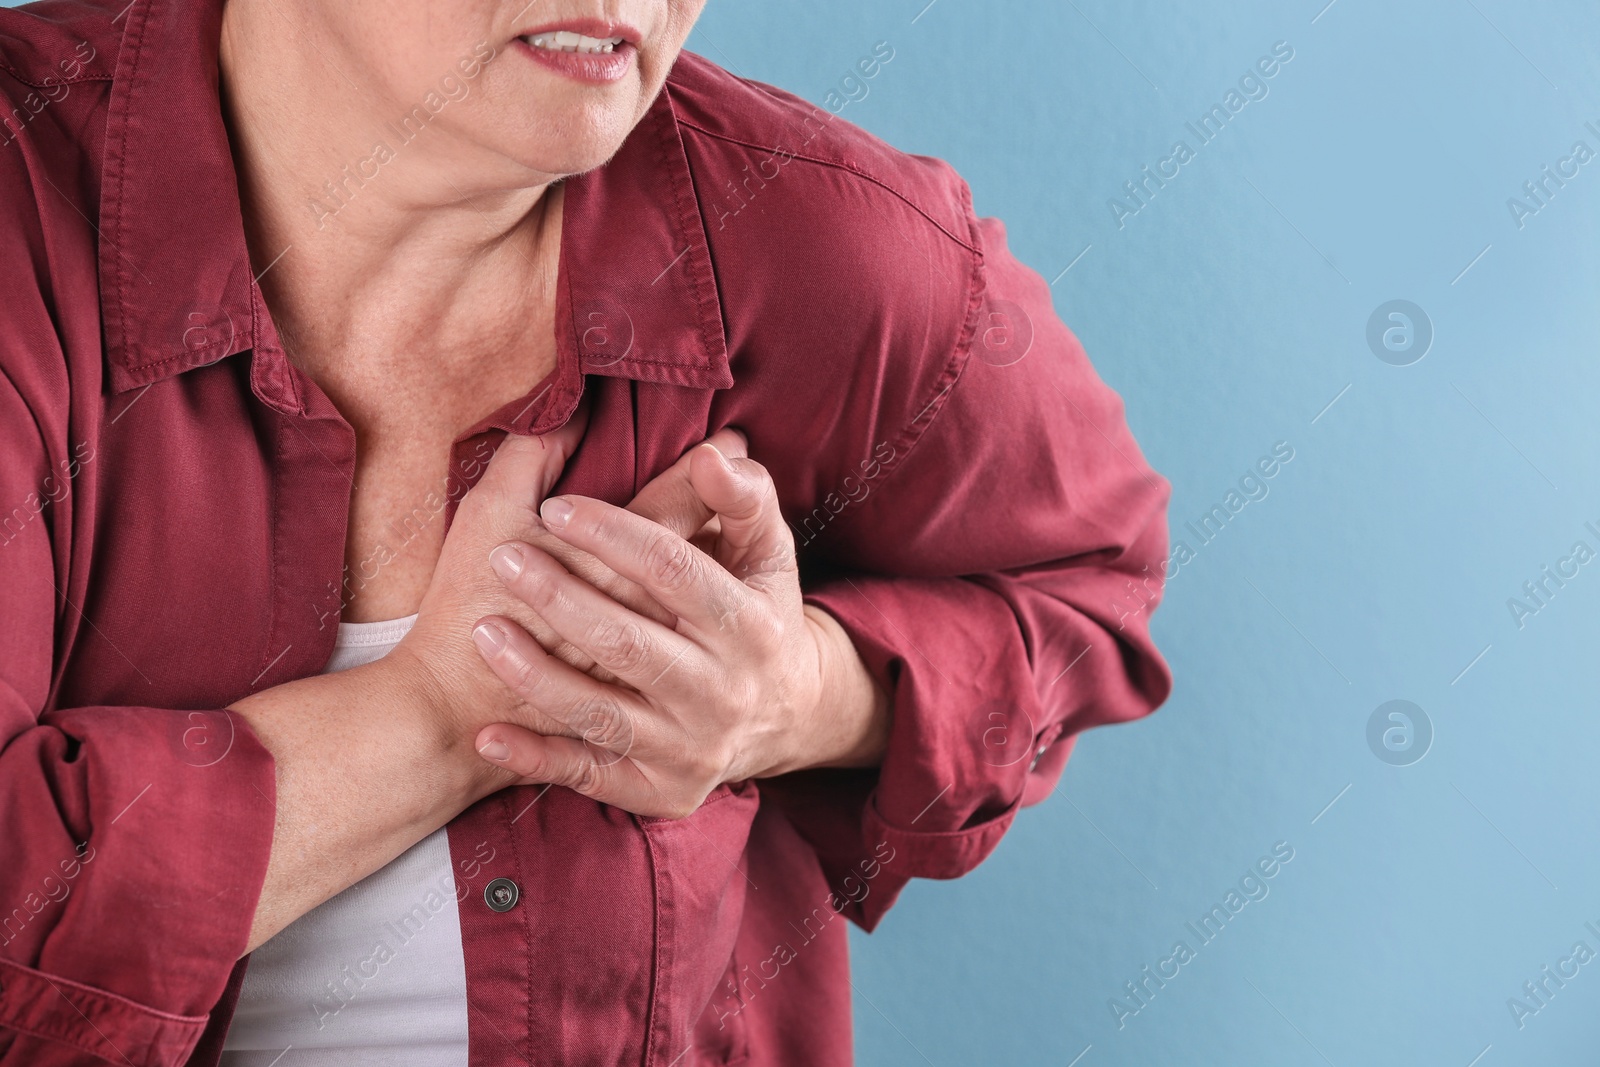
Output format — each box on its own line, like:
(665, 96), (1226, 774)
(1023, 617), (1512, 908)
(0, 0), (1172, 1064)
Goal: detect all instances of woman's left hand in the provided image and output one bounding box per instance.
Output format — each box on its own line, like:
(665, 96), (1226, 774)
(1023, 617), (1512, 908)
(469, 437), (890, 819)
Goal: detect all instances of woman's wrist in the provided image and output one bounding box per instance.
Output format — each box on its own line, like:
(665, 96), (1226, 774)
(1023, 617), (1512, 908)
(231, 649), (487, 951)
(781, 603), (892, 774)
(381, 640), (519, 805)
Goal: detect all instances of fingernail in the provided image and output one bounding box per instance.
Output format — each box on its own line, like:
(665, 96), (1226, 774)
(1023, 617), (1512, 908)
(698, 440), (732, 471)
(540, 496), (573, 529)
(473, 622), (507, 656)
(490, 544), (525, 581)
(478, 739), (512, 762)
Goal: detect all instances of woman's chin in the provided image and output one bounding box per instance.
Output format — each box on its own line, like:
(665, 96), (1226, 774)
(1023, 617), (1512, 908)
(491, 114), (640, 179)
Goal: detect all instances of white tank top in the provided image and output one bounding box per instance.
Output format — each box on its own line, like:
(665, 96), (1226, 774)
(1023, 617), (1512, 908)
(220, 615), (471, 1066)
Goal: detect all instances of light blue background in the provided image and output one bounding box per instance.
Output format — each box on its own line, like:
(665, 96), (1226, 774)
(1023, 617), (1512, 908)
(8, 0), (1595, 1063)
(688, 2), (1600, 1065)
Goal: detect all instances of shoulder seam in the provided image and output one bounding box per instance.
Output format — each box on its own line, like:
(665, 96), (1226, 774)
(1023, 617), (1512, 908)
(0, 14), (117, 88)
(0, 64), (112, 88)
(872, 194), (988, 486)
(675, 116), (981, 255)
(799, 188), (989, 558)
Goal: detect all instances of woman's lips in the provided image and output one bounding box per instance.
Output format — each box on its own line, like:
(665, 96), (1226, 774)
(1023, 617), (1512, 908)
(515, 27), (638, 85)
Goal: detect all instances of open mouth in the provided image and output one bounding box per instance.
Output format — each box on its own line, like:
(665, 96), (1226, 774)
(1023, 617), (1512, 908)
(512, 19), (641, 82)
(521, 30), (627, 55)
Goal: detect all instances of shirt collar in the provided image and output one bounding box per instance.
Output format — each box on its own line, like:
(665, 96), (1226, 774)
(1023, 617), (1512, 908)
(98, 0), (731, 396)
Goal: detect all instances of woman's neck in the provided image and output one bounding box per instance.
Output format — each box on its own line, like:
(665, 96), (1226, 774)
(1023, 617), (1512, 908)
(217, 0), (559, 375)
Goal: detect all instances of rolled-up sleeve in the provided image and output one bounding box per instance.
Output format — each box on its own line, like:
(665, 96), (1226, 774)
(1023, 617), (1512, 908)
(0, 371), (276, 1067)
(770, 212), (1172, 931)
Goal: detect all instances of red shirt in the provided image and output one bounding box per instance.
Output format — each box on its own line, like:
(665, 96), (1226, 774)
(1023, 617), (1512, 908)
(0, 0), (1173, 1064)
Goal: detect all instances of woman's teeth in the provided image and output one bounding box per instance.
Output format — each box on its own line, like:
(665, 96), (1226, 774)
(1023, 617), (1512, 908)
(524, 31), (625, 55)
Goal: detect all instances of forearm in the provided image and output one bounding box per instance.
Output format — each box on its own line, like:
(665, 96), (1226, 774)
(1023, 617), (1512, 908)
(783, 603), (891, 774)
(230, 651), (492, 952)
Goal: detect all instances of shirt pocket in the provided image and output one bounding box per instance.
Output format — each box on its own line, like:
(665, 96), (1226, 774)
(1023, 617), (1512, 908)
(636, 779), (760, 1066)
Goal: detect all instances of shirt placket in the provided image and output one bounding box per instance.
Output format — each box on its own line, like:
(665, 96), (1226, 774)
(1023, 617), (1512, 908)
(240, 294), (355, 692)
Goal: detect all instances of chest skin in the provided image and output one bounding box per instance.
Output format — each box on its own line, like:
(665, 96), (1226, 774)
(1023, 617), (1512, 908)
(276, 191), (567, 624)
(323, 337), (562, 624)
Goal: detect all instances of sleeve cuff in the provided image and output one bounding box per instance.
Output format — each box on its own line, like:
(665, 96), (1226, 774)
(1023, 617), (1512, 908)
(0, 957), (209, 1067)
(863, 788), (1021, 882)
(0, 704), (277, 1062)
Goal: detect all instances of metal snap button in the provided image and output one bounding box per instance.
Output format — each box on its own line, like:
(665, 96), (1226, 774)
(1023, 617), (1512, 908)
(484, 877), (520, 912)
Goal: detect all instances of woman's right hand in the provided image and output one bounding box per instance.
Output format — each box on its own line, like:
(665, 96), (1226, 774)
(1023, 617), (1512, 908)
(233, 394), (748, 949)
(383, 395), (750, 804)
(234, 400), (602, 950)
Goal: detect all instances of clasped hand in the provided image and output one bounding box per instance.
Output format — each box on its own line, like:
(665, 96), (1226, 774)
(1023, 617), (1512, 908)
(462, 420), (885, 820)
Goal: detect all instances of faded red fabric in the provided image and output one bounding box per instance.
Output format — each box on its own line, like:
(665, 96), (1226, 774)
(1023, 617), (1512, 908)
(0, 0), (1173, 1063)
